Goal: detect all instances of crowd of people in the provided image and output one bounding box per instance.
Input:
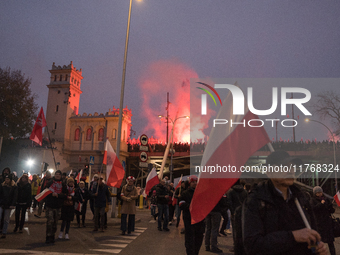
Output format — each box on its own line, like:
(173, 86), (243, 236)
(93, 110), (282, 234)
(0, 149), (339, 255)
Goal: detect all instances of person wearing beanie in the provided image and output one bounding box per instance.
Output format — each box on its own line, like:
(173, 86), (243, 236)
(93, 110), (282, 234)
(311, 186), (336, 255)
(34, 171), (52, 218)
(58, 176), (77, 240)
(44, 170), (67, 244)
(0, 174), (18, 238)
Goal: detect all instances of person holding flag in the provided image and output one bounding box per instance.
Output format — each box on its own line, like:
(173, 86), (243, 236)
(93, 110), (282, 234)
(75, 181), (90, 228)
(243, 151), (328, 255)
(179, 175), (204, 255)
(43, 170), (67, 244)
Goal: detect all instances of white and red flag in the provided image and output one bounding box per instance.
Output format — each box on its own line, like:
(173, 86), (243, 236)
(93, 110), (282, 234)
(35, 188), (52, 202)
(190, 87), (271, 224)
(75, 202), (82, 212)
(172, 175), (183, 206)
(334, 191), (340, 207)
(29, 107), (47, 146)
(75, 169), (83, 183)
(143, 167), (159, 197)
(103, 140), (125, 188)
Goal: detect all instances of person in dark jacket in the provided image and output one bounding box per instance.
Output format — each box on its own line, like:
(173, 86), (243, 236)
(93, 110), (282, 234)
(179, 175), (205, 255)
(243, 151), (327, 255)
(89, 174), (99, 218)
(156, 179), (170, 231)
(92, 177), (110, 232)
(44, 170), (67, 244)
(227, 180), (247, 252)
(0, 167), (12, 233)
(75, 181), (90, 227)
(205, 197), (223, 253)
(14, 174), (31, 233)
(34, 171), (52, 218)
(311, 186), (336, 255)
(0, 174), (18, 238)
(219, 192), (229, 236)
(174, 181), (186, 228)
(58, 178), (77, 240)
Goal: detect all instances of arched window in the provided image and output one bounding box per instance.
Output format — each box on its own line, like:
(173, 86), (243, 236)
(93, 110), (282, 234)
(86, 128), (92, 141)
(60, 75), (62, 81)
(65, 74), (68, 81)
(74, 128), (80, 141)
(98, 128), (104, 141)
(113, 129), (117, 139)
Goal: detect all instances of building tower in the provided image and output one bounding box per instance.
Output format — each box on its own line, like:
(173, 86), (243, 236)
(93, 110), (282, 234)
(45, 61), (83, 143)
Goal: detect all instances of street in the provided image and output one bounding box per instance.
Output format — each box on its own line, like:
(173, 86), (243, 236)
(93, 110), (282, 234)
(1, 206), (340, 254)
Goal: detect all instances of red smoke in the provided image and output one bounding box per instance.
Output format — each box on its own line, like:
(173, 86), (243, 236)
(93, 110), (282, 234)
(139, 59), (209, 143)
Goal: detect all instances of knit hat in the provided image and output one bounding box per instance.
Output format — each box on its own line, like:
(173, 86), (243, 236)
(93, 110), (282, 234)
(79, 181), (85, 185)
(127, 176), (135, 181)
(93, 174), (99, 179)
(313, 186), (323, 195)
(67, 177), (74, 184)
(55, 170), (62, 175)
(188, 175), (198, 183)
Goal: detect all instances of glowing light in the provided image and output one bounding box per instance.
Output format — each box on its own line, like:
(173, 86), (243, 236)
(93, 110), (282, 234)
(48, 169), (54, 173)
(27, 159), (34, 166)
(305, 118), (310, 122)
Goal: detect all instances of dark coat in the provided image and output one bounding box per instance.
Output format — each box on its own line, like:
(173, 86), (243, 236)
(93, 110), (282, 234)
(60, 188), (78, 222)
(16, 182), (32, 206)
(180, 187), (195, 220)
(44, 178), (67, 209)
(156, 184), (169, 204)
(75, 187), (90, 214)
(0, 180), (18, 208)
(227, 184), (247, 215)
(311, 195), (335, 243)
(243, 180), (317, 255)
(94, 184), (110, 208)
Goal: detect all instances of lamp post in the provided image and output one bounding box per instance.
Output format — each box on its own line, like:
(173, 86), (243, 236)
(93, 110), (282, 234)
(305, 118), (337, 190)
(158, 115), (189, 182)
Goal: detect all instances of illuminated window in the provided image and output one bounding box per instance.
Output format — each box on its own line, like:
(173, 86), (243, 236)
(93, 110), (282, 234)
(98, 128), (104, 141)
(86, 128), (92, 141)
(74, 128), (80, 141)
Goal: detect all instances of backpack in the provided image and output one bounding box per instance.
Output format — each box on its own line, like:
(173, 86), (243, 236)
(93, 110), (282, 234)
(233, 199), (268, 255)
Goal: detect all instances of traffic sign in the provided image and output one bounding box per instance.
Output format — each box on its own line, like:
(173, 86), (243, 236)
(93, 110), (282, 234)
(89, 156), (94, 165)
(139, 145), (148, 151)
(139, 162), (148, 168)
(140, 134), (148, 146)
(139, 151), (148, 162)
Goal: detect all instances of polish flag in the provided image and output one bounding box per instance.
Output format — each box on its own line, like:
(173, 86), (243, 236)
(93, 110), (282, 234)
(75, 202), (82, 212)
(143, 167), (159, 197)
(75, 169), (83, 183)
(103, 141), (125, 188)
(190, 87), (271, 224)
(172, 175), (183, 206)
(29, 107), (47, 146)
(334, 191), (340, 207)
(35, 188), (52, 202)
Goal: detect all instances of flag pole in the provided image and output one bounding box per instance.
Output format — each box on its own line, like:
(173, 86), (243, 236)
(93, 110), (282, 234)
(45, 125), (58, 171)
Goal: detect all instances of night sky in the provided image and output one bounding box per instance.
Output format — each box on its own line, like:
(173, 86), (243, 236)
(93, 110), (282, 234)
(1, 1), (340, 142)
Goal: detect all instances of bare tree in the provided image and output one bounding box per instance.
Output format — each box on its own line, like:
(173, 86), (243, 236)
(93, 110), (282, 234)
(313, 91), (340, 135)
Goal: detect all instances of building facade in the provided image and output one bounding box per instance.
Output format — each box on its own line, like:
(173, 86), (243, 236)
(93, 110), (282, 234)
(44, 62), (131, 174)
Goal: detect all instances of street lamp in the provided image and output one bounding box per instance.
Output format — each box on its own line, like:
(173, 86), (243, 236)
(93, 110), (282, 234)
(158, 115), (189, 182)
(305, 118), (337, 190)
(27, 159), (34, 173)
